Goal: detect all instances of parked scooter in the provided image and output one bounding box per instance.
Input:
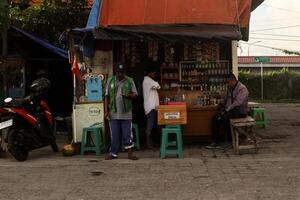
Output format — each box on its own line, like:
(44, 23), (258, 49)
(0, 79), (58, 161)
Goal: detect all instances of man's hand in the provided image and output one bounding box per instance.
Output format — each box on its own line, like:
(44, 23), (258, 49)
(122, 92), (136, 99)
(104, 111), (110, 119)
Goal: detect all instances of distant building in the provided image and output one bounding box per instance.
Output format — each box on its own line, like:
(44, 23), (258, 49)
(238, 56), (300, 73)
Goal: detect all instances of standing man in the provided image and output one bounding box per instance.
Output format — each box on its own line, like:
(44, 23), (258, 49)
(143, 68), (160, 148)
(206, 73), (249, 149)
(104, 64), (138, 160)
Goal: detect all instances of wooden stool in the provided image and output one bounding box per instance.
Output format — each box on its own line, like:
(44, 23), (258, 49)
(230, 116), (259, 155)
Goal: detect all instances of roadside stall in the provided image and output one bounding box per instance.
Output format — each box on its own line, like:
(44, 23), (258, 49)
(112, 39), (234, 136)
(70, 38), (113, 143)
(69, 0), (263, 142)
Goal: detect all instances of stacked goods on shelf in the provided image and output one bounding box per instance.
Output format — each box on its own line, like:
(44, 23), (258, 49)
(121, 41), (140, 67)
(164, 43), (175, 63)
(179, 61), (229, 92)
(183, 42), (219, 62)
(160, 62), (179, 91)
(148, 41), (159, 61)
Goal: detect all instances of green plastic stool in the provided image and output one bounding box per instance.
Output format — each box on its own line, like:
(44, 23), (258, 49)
(160, 126), (183, 159)
(81, 127), (104, 156)
(251, 108), (267, 128)
(165, 125), (182, 131)
(132, 123), (141, 150)
(165, 125), (182, 146)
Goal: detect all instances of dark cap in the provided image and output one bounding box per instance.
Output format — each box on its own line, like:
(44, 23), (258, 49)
(115, 63), (126, 72)
(36, 70), (48, 78)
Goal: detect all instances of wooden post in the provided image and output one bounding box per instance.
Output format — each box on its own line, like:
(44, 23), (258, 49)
(231, 40), (238, 79)
(1, 28), (8, 97)
(2, 28), (7, 56)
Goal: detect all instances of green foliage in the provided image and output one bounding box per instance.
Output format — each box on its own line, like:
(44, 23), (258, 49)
(8, 1), (89, 45)
(239, 70), (300, 100)
(0, 0), (9, 28)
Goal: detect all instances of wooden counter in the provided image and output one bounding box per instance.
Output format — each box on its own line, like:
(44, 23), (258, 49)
(183, 105), (219, 136)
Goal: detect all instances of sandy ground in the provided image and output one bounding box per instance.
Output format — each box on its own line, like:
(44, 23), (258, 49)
(0, 103), (300, 200)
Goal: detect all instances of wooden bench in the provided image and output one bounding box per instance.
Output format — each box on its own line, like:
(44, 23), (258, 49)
(230, 116), (259, 155)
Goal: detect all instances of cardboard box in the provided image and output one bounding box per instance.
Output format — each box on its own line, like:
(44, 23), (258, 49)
(157, 104), (187, 125)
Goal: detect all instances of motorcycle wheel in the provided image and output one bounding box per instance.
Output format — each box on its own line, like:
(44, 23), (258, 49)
(50, 142), (59, 152)
(8, 129), (29, 161)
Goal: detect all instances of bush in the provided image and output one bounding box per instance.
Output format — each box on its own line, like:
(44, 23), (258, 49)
(239, 69), (300, 100)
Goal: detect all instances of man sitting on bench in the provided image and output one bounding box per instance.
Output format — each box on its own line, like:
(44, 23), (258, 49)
(206, 73), (249, 149)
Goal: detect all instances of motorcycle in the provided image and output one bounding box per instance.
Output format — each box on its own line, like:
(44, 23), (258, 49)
(0, 83), (58, 161)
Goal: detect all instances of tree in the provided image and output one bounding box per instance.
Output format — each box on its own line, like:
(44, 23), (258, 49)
(0, 0), (9, 56)
(0, 0), (9, 28)
(8, 0), (89, 46)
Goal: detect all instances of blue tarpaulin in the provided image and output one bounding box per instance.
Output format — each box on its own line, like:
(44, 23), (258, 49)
(81, 0), (102, 57)
(12, 26), (68, 59)
(86, 0), (102, 28)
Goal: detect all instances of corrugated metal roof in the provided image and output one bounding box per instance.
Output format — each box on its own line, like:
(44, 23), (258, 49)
(238, 56), (300, 64)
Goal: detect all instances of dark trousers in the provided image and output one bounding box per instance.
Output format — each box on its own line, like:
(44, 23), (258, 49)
(212, 107), (247, 143)
(108, 120), (133, 157)
(145, 110), (156, 136)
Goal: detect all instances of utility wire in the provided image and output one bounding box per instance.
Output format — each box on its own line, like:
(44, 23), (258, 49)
(250, 37), (300, 42)
(251, 33), (300, 38)
(252, 17), (300, 23)
(240, 42), (299, 53)
(262, 4), (300, 14)
(251, 24), (300, 32)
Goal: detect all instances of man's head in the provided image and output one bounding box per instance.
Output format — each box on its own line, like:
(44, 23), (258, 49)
(115, 63), (126, 80)
(36, 70), (49, 79)
(227, 73), (238, 89)
(145, 67), (156, 79)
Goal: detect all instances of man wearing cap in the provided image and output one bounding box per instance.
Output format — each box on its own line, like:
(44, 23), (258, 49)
(206, 73), (249, 149)
(104, 63), (138, 160)
(143, 68), (160, 148)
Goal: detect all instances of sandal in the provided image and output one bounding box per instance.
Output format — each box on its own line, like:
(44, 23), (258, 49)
(105, 155), (117, 160)
(128, 155), (138, 160)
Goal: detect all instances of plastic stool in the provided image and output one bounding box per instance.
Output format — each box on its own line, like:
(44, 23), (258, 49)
(165, 125), (182, 131)
(251, 108), (267, 128)
(160, 126), (183, 159)
(132, 123), (141, 150)
(81, 127), (104, 156)
(165, 125), (181, 146)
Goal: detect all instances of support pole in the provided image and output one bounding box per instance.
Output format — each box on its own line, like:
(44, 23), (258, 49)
(261, 62), (264, 100)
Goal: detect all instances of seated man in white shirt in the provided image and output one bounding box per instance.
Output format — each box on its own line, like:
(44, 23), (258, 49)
(143, 68), (160, 148)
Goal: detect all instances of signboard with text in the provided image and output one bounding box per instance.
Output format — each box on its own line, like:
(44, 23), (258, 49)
(255, 57), (270, 63)
(72, 102), (104, 143)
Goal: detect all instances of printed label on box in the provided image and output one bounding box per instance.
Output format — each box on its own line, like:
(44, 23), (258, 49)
(164, 112), (180, 119)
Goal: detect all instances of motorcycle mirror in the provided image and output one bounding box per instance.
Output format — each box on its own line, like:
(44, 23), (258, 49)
(4, 97), (12, 103)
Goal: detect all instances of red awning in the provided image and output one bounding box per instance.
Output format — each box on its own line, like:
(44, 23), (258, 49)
(99, 0), (252, 28)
